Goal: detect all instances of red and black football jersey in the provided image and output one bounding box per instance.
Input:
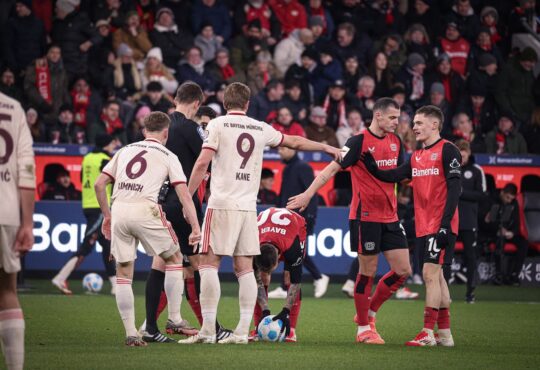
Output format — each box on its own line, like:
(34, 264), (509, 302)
(340, 129), (404, 222)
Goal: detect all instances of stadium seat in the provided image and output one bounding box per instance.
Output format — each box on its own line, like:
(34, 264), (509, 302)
(38, 163), (68, 199)
(488, 242), (518, 254)
(455, 241), (464, 252)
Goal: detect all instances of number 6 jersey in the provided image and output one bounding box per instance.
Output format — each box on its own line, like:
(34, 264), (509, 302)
(102, 138), (187, 203)
(202, 111), (283, 211)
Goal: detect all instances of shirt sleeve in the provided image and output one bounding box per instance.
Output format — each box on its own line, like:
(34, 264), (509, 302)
(283, 236), (305, 284)
(263, 121), (284, 148)
(15, 103), (36, 190)
(442, 142), (462, 180)
(339, 134), (363, 169)
(169, 154), (187, 186)
(102, 151), (120, 180)
(396, 135), (405, 166)
(202, 118), (219, 152)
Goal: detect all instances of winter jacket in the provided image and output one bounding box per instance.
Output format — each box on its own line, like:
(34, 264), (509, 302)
(459, 158), (487, 230)
(112, 27), (152, 61)
(495, 59), (536, 124)
(194, 35), (222, 63)
(268, 0), (307, 37)
(176, 63), (217, 93)
(191, 0), (232, 41)
(439, 37), (470, 77)
(5, 13), (47, 72)
(273, 30), (305, 75)
(305, 122), (339, 148)
(42, 183), (82, 201)
(246, 61), (282, 97)
(87, 118), (127, 145)
(485, 128), (528, 154)
(247, 91), (281, 122)
(113, 59), (142, 99)
(49, 121), (86, 144)
(149, 25), (193, 69)
(311, 60), (343, 102)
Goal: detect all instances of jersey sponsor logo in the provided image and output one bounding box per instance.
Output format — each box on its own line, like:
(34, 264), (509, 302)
(390, 143), (397, 151)
(375, 157), (398, 168)
(464, 170), (473, 179)
(368, 146), (375, 153)
(364, 241), (375, 251)
(412, 167), (440, 177)
(431, 153), (438, 161)
(341, 145), (350, 156)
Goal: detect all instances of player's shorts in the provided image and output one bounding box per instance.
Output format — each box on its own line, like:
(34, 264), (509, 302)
(0, 225), (20, 274)
(162, 201), (202, 267)
(199, 208), (260, 257)
(417, 233), (456, 265)
(111, 201), (180, 263)
(349, 220), (408, 255)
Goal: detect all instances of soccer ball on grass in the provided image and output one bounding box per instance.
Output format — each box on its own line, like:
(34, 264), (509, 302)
(257, 315), (286, 342)
(82, 273), (103, 293)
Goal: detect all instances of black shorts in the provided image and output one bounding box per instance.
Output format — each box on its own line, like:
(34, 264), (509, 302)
(162, 202), (203, 267)
(417, 233), (456, 265)
(349, 220), (408, 255)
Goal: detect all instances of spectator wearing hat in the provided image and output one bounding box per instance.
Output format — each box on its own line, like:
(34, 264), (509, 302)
(305, 106), (339, 147)
(194, 22), (223, 63)
(88, 19), (115, 94)
(438, 21), (470, 77)
(4, 0), (47, 74)
(70, 76), (102, 130)
(321, 80), (351, 131)
(467, 28), (504, 75)
(42, 168), (82, 201)
(88, 100), (127, 145)
(192, 0), (232, 43)
(23, 45), (71, 125)
(230, 20), (270, 71)
(403, 23), (434, 68)
(139, 81), (174, 114)
(176, 46), (217, 95)
(334, 22), (373, 68)
(140, 47), (178, 95)
(26, 108), (46, 143)
(274, 28), (314, 74)
(311, 46), (342, 101)
(495, 47), (538, 125)
(247, 51), (282, 97)
(149, 7), (193, 69)
(479, 6), (503, 47)
(159, 0), (193, 34)
(113, 43), (142, 101)
(396, 53), (427, 108)
(49, 104), (86, 145)
(247, 79), (285, 122)
(305, 0), (334, 41)
(268, 0), (307, 37)
(425, 53), (465, 111)
(367, 51), (394, 98)
(406, 0), (442, 40)
(0, 67), (23, 102)
(207, 48), (247, 86)
(112, 10), (152, 62)
(375, 33), (407, 75)
(457, 86), (498, 135)
(308, 15), (330, 51)
(428, 82), (452, 133)
(127, 105), (150, 143)
(282, 80), (309, 123)
(467, 53), (498, 104)
(447, 0), (481, 42)
(234, 0), (281, 46)
(485, 115), (528, 154)
(272, 106), (306, 137)
(451, 113), (486, 153)
(285, 48), (318, 104)
(51, 0), (97, 77)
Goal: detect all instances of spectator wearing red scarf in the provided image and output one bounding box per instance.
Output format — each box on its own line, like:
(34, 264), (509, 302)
(88, 100), (127, 144)
(467, 28), (504, 74)
(480, 6), (502, 46)
(207, 48), (246, 85)
(268, 0), (307, 37)
(485, 115), (528, 154)
(304, 0), (334, 39)
(235, 0), (281, 46)
(246, 51), (282, 96)
(439, 21), (470, 78)
(272, 106), (305, 137)
(70, 77), (102, 129)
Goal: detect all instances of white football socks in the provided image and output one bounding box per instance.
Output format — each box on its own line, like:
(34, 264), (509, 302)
(0, 309), (25, 370)
(54, 257), (77, 282)
(235, 270), (257, 337)
(115, 277), (137, 337)
(164, 264), (184, 324)
(199, 266), (220, 336)
(109, 276), (116, 295)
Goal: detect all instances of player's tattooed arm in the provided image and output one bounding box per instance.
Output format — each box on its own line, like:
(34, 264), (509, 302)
(255, 269), (270, 312)
(284, 283), (301, 310)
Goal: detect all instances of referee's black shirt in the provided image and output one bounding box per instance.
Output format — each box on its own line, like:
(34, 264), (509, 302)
(163, 111), (204, 212)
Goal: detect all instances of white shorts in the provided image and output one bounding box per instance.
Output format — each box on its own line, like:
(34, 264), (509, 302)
(199, 208), (260, 257)
(111, 201), (180, 263)
(0, 225), (20, 274)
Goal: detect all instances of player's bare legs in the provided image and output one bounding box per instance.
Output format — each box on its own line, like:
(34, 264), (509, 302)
(115, 261), (146, 346)
(354, 255), (384, 344)
(436, 270), (454, 346)
(0, 269), (25, 370)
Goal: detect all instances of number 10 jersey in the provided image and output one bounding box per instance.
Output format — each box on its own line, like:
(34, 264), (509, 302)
(202, 111), (283, 211)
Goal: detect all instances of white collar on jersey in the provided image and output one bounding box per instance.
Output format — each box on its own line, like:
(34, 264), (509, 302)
(227, 110), (246, 116)
(144, 138), (161, 144)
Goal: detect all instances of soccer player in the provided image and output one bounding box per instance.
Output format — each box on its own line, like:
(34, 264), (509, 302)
(52, 134), (118, 295)
(94, 112), (201, 346)
(361, 105), (461, 347)
(179, 82), (341, 344)
(251, 207), (307, 343)
(288, 98), (412, 344)
(0, 92), (35, 370)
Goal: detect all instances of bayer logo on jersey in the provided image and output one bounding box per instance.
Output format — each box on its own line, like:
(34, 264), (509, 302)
(257, 315), (286, 342)
(82, 273), (103, 293)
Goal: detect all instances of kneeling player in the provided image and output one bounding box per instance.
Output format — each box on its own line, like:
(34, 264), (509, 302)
(251, 207), (306, 342)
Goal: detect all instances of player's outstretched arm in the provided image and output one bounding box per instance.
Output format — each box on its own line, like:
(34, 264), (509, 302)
(94, 173), (113, 240)
(360, 151), (412, 183)
(254, 269), (270, 315)
(174, 183), (201, 246)
(281, 135), (342, 162)
(188, 148), (214, 197)
(287, 161), (341, 212)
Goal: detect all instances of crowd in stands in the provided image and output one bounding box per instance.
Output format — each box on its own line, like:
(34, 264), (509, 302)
(1, 0), (540, 155)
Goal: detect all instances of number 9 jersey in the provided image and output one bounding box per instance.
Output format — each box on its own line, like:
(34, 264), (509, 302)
(202, 111), (283, 211)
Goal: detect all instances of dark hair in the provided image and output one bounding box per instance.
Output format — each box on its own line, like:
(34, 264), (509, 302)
(224, 82), (251, 110)
(266, 79), (283, 92)
(285, 79), (302, 90)
(346, 107), (362, 116)
(502, 183), (518, 196)
(261, 168), (274, 179)
(372, 97), (399, 114)
(338, 22), (355, 36)
(454, 138), (471, 152)
(147, 81), (163, 92)
(144, 112), (171, 132)
(195, 106), (217, 120)
(175, 82), (204, 104)
(254, 244), (279, 273)
(415, 105), (444, 131)
(104, 100), (120, 109)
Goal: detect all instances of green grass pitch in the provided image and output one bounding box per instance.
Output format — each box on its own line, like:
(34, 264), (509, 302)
(19, 279), (540, 370)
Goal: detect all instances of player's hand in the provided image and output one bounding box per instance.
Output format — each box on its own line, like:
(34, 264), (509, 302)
(262, 309), (271, 318)
(188, 229), (201, 246)
(272, 307), (290, 337)
(14, 225), (34, 256)
(324, 145), (342, 162)
(360, 151), (378, 174)
(287, 192), (310, 212)
(436, 226), (450, 248)
(102, 216), (111, 240)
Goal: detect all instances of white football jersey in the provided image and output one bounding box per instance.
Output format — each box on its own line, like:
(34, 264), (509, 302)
(202, 111), (283, 211)
(0, 92), (35, 226)
(103, 138), (186, 203)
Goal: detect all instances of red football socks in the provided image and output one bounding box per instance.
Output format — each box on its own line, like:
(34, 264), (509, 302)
(354, 274), (373, 326)
(186, 277), (203, 325)
(423, 307), (439, 330)
(437, 307), (450, 330)
(370, 271), (407, 313)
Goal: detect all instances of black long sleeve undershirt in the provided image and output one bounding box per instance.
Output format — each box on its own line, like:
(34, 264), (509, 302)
(371, 160), (412, 183)
(441, 177), (461, 228)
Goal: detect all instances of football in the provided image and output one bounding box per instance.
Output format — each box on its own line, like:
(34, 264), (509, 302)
(257, 315), (286, 342)
(82, 273), (103, 293)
